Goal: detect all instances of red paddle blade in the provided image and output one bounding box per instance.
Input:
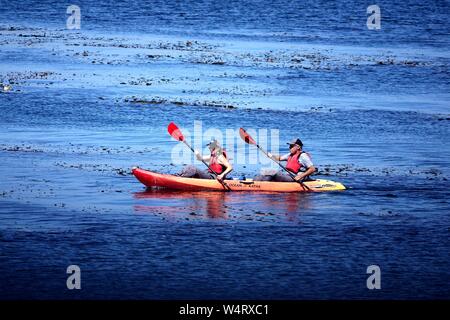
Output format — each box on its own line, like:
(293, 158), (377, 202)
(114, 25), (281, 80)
(239, 128), (256, 145)
(168, 122), (184, 141)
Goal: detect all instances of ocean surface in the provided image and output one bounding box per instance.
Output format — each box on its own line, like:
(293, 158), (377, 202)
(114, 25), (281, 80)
(0, 0), (449, 299)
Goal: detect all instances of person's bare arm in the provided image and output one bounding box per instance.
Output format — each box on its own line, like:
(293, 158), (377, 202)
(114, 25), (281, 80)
(294, 166), (316, 181)
(216, 155), (233, 180)
(195, 151), (211, 162)
(267, 152), (285, 161)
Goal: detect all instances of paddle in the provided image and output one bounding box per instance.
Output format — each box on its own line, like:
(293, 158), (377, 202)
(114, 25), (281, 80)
(168, 122), (231, 191)
(239, 127), (310, 191)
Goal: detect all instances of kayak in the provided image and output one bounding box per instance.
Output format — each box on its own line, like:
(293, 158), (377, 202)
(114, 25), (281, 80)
(132, 167), (346, 192)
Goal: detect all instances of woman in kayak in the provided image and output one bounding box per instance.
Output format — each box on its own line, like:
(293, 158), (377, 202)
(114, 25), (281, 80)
(255, 138), (316, 182)
(179, 139), (233, 181)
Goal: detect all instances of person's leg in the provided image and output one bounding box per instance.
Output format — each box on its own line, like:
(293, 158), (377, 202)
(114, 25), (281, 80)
(253, 175), (273, 181)
(197, 170), (214, 179)
(254, 168), (279, 181)
(179, 165), (205, 178)
(272, 172), (294, 182)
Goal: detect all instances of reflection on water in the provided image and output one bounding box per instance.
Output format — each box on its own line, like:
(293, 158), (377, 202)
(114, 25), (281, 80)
(133, 189), (313, 222)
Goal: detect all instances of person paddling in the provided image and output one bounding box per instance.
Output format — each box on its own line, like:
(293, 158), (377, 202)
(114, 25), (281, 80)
(255, 138), (316, 182)
(179, 139), (233, 181)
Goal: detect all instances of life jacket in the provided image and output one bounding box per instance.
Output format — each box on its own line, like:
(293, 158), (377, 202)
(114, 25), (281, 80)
(209, 149), (228, 174)
(286, 151), (310, 174)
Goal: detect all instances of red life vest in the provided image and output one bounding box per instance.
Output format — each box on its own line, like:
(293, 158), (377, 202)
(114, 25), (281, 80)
(209, 149), (227, 174)
(286, 151), (310, 174)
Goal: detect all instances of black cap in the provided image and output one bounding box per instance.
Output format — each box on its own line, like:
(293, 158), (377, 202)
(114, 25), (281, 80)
(287, 138), (303, 147)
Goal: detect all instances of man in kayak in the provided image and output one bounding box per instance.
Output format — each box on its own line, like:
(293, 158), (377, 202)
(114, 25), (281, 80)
(179, 139), (233, 181)
(255, 138), (316, 182)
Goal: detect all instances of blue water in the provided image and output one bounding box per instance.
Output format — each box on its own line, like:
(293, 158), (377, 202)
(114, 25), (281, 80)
(1, 0), (449, 48)
(0, 0), (449, 299)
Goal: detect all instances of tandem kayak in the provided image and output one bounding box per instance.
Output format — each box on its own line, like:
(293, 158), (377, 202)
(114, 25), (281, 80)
(132, 167), (346, 192)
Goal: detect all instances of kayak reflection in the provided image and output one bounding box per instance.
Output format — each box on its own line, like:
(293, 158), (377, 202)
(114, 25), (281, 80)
(134, 190), (228, 219)
(133, 190), (313, 222)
